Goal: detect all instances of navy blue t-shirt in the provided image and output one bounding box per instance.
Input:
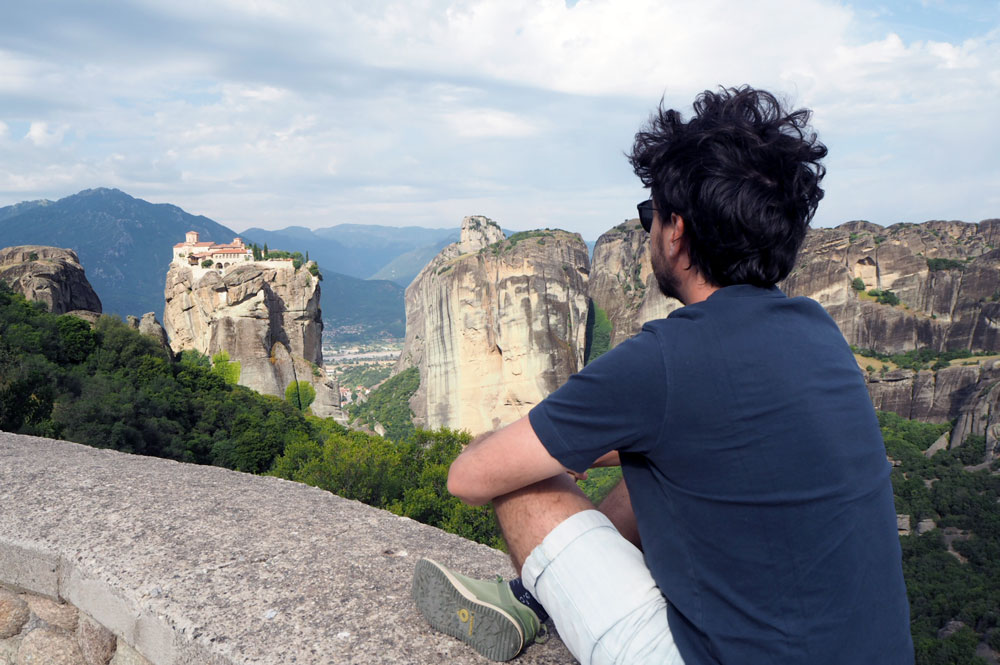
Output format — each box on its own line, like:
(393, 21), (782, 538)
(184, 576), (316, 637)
(529, 285), (913, 665)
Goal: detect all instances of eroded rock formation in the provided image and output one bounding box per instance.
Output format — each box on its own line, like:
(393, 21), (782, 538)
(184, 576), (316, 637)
(588, 220), (681, 346)
(781, 220), (1000, 354)
(0, 246), (102, 315)
(395, 216), (590, 434)
(163, 261), (342, 419)
(126, 312), (171, 352)
(867, 361), (1000, 462)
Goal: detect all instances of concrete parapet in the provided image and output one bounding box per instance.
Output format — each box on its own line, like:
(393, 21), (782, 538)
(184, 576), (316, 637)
(0, 433), (573, 664)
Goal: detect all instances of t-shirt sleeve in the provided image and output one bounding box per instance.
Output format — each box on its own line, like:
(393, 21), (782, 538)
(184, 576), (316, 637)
(528, 327), (667, 473)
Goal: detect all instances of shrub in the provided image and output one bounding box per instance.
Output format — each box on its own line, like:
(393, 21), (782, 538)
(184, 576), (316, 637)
(867, 289), (900, 306)
(285, 380), (316, 411)
(927, 258), (966, 272)
(851, 277), (866, 291)
(201, 259), (215, 268)
(211, 350), (241, 385)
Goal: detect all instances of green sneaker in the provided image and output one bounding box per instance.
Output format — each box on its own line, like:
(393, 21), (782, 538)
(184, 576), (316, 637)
(412, 558), (541, 661)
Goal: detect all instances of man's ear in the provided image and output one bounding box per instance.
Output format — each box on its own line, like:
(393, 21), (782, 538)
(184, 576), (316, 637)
(667, 213), (686, 257)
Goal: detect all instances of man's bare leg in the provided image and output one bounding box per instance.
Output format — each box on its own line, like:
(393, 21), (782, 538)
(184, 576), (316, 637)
(598, 479), (641, 549)
(494, 475), (638, 573)
(493, 473), (594, 573)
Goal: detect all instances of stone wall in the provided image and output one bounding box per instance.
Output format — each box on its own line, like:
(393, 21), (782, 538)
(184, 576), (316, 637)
(0, 586), (148, 665)
(0, 433), (573, 665)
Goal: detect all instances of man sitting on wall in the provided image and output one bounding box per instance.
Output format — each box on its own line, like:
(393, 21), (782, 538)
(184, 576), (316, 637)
(412, 86), (914, 665)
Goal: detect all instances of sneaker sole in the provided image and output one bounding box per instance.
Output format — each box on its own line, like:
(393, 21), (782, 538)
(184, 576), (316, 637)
(412, 558), (525, 661)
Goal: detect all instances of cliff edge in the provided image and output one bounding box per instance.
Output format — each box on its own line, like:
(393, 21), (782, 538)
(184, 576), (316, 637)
(0, 432), (573, 664)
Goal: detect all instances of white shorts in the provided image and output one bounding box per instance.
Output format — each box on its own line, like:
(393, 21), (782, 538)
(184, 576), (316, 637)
(521, 510), (685, 665)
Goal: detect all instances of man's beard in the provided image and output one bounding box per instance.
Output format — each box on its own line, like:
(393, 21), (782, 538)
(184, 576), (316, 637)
(654, 267), (683, 302)
(651, 240), (683, 302)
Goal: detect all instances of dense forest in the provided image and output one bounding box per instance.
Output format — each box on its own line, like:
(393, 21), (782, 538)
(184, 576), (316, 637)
(1, 280), (998, 663)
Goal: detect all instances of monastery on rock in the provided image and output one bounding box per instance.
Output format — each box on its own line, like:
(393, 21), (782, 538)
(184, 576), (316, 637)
(172, 231), (253, 270)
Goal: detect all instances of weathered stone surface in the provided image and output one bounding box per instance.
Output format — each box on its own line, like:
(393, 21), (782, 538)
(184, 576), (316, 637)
(23, 595), (77, 632)
(897, 514), (911, 536)
(916, 518), (937, 535)
(0, 590), (28, 639)
(396, 217), (591, 434)
(0, 246), (102, 315)
(866, 361), (1000, 462)
(137, 313), (170, 353)
(1, 636), (21, 665)
(16, 627), (85, 665)
(588, 220), (681, 347)
(0, 433), (573, 664)
(108, 642), (148, 665)
(76, 615), (115, 665)
(781, 221), (1000, 354)
(162, 260), (342, 420)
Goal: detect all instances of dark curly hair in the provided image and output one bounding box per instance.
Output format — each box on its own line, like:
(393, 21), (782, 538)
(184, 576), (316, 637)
(629, 86), (827, 287)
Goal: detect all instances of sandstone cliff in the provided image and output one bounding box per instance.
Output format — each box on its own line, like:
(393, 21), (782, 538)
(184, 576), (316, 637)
(0, 246), (102, 315)
(163, 261), (342, 419)
(395, 216), (590, 434)
(867, 361), (1000, 462)
(588, 220), (681, 346)
(781, 220), (1000, 354)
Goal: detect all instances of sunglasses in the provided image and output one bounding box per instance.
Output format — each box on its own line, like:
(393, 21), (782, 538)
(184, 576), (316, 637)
(637, 199), (655, 233)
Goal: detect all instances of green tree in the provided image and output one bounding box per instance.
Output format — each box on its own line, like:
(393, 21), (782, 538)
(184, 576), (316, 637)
(851, 277), (866, 291)
(585, 305), (612, 364)
(349, 367), (420, 440)
(285, 380), (316, 411)
(211, 350), (241, 385)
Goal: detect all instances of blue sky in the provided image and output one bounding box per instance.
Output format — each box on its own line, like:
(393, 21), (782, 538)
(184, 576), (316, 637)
(0, 0), (998, 240)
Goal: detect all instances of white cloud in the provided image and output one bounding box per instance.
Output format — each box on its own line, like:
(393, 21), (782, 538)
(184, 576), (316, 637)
(25, 122), (66, 148)
(443, 108), (539, 138)
(0, 0), (997, 238)
(0, 120), (8, 140)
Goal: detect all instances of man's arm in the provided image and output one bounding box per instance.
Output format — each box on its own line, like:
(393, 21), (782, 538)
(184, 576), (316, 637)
(447, 415), (572, 506)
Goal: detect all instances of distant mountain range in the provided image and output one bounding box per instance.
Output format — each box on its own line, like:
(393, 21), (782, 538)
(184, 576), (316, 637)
(0, 188), (452, 338)
(241, 224), (458, 286)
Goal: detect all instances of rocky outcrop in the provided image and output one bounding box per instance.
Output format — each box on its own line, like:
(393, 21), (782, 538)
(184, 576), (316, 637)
(867, 361), (1000, 461)
(0, 246), (102, 315)
(126, 312), (170, 352)
(588, 220), (681, 346)
(781, 221), (1000, 354)
(163, 261), (342, 419)
(396, 216), (590, 434)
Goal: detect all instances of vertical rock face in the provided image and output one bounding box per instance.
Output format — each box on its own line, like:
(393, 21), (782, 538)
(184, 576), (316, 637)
(0, 246), (102, 315)
(781, 221), (1000, 354)
(396, 216), (590, 435)
(163, 261), (341, 419)
(587, 220), (681, 347)
(867, 361), (1000, 462)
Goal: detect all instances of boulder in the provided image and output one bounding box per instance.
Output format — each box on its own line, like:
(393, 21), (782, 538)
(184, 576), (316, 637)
(0, 246), (101, 315)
